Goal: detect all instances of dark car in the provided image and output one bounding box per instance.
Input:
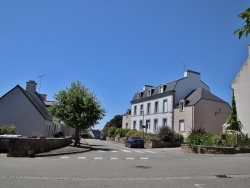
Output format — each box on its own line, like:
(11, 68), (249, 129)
(100, 136), (106, 140)
(95, 135), (100, 139)
(125, 136), (144, 148)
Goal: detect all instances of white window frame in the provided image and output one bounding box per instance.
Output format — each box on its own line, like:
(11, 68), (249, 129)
(163, 100), (168, 112)
(162, 118), (167, 127)
(134, 105), (137, 116)
(179, 120), (185, 132)
(140, 104), (144, 115)
(154, 119), (158, 132)
(155, 101), (159, 113)
(147, 103), (151, 114)
(133, 121), (136, 130)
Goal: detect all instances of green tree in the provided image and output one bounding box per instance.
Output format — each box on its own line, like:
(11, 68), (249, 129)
(105, 115), (122, 128)
(234, 8), (250, 39)
(49, 81), (106, 146)
(226, 94), (242, 131)
(101, 115), (122, 137)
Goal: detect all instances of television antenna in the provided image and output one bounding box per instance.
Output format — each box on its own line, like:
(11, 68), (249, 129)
(38, 75), (46, 93)
(183, 63), (187, 71)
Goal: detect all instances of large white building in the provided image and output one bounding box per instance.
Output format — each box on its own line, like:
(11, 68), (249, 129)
(130, 70), (210, 134)
(232, 44), (250, 135)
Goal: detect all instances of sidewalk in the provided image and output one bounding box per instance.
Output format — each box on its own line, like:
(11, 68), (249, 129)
(34, 139), (92, 157)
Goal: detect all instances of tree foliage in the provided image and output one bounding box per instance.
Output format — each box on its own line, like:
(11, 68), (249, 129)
(0, 126), (17, 135)
(234, 8), (250, 39)
(226, 94), (242, 132)
(101, 115), (122, 137)
(49, 81), (106, 145)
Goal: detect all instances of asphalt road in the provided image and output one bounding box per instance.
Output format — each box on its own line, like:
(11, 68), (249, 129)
(1, 139), (250, 188)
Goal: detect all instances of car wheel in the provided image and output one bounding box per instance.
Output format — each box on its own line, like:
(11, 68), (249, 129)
(128, 144), (131, 148)
(125, 143), (127, 147)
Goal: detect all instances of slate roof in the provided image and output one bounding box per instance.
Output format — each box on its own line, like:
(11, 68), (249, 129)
(131, 80), (179, 102)
(176, 88), (227, 107)
(0, 85), (52, 121)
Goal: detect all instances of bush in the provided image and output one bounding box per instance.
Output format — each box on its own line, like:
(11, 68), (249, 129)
(186, 134), (208, 147)
(125, 130), (141, 138)
(0, 126), (17, 135)
(174, 133), (184, 142)
(188, 127), (207, 135)
(53, 131), (64, 138)
(144, 133), (159, 142)
(115, 128), (130, 138)
(158, 126), (175, 142)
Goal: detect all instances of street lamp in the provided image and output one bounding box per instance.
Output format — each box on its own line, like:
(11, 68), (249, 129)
(140, 110), (145, 140)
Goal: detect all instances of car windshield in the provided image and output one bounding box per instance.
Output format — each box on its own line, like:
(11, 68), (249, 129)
(131, 137), (141, 140)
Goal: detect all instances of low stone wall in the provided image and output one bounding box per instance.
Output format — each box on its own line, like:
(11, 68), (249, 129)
(181, 144), (250, 154)
(145, 141), (181, 149)
(7, 137), (72, 157)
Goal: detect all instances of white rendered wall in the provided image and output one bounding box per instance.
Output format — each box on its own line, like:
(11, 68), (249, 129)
(131, 95), (173, 134)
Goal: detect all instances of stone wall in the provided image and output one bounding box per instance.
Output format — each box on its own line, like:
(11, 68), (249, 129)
(6, 137), (72, 157)
(145, 141), (181, 149)
(181, 144), (250, 154)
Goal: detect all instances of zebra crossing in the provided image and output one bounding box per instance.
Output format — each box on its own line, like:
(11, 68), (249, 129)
(97, 149), (157, 154)
(59, 149), (156, 160)
(59, 156), (150, 160)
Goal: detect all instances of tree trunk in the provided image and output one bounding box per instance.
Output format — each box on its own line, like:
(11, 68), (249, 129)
(74, 126), (80, 146)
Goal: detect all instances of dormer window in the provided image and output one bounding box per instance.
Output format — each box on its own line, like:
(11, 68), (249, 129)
(159, 85), (166, 93)
(138, 92), (143, 99)
(147, 88), (154, 96)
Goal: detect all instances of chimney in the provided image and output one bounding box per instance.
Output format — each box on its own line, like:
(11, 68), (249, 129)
(143, 85), (154, 91)
(26, 80), (37, 93)
(40, 94), (47, 101)
(184, 70), (200, 79)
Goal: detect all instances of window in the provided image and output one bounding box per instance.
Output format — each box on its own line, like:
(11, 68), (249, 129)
(126, 123), (128, 129)
(147, 103), (151, 114)
(140, 104), (144, 115)
(134, 106), (137, 116)
(179, 120), (185, 132)
(160, 85), (164, 93)
(133, 121), (136, 130)
(146, 120), (150, 130)
(180, 102), (184, 112)
(147, 89), (151, 96)
(163, 100), (168, 112)
(162, 118), (167, 127)
(154, 119), (158, 131)
(139, 120), (143, 131)
(155, 101), (159, 113)
(138, 92), (143, 99)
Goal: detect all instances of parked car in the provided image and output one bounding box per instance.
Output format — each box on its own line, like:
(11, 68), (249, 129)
(125, 136), (144, 148)
(95, 135), (100, 139)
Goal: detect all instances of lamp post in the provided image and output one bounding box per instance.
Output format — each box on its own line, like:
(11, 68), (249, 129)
(141, 110), (145, 140)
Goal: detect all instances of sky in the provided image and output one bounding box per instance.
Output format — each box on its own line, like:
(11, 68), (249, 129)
(0, 1), (249, 130)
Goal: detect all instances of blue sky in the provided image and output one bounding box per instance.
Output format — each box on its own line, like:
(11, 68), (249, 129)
(0, 1), (249, 130)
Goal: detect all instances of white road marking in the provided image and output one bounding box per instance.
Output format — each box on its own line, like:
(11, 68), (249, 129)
(61, 156), (69, 159)
(122, 150), (131, 153)
(110, 158), (118, 160)
(145, 151), (156, 153)
(140, 157), (149, 160)
(77, 157), (86, 160)
(135, 150), (144, 153)
(126, 158), (134, 160)
(111, 150), (118, 152)
(94, 157), (102, 160)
